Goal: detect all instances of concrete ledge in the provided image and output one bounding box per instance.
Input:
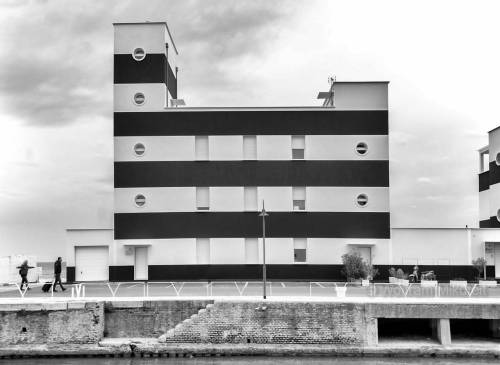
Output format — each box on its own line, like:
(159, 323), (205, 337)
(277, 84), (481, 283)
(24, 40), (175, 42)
(1, 343), (500, 359)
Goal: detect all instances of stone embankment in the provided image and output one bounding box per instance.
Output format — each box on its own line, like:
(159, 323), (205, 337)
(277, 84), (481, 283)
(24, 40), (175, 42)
(1, 297), (500, 359)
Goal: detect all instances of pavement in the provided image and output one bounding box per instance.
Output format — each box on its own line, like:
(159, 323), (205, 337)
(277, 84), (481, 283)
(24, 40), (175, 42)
(0, 281), (500, 301)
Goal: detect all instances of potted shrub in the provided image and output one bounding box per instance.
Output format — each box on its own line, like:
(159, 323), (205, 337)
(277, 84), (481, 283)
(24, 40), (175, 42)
(450, 278), (467, 288)
(472, 257), (496, 285)
(396, 268), (409, 286)
(341, 251), (367, 283)
(363, 264), (379, 287)
(388, 267), (397, 284)
(420, 271), (438, 287)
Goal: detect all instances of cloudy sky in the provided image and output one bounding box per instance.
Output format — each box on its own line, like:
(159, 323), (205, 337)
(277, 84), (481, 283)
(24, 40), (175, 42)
(1, 0), (500, 260)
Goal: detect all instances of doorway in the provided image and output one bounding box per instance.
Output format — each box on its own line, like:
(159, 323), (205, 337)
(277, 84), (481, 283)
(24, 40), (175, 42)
(134, 246), (148, 280)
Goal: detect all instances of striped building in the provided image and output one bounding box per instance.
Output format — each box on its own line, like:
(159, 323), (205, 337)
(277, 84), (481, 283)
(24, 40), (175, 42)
(110, 22), (390, 281)
(479, 126), (500, 229)
(65, 22), (391, 282)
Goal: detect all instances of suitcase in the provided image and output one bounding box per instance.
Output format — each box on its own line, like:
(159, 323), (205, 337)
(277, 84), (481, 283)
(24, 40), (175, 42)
(42, 283), (52, 293)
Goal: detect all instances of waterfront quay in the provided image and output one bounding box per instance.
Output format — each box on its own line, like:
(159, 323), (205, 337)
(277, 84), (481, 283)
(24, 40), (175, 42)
(1, 295), (500, 359)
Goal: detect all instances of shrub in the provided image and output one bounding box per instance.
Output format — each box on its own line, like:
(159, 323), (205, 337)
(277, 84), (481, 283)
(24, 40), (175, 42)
(396, 268), (408, 280)
(341, 252), (367, 281)
(388, 267), (397, 278)
(472, 257), (487, 280)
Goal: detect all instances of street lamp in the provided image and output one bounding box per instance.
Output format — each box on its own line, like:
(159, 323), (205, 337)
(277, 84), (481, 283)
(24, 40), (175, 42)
(259, 201), (269, 299)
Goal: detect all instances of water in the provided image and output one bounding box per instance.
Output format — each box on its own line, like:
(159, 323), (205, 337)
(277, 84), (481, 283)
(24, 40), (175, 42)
(0, 358), (498, 365)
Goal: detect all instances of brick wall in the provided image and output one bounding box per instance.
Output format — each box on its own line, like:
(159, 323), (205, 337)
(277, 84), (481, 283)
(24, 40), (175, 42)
(162, 301), (368, 345)
(0, 302), (104, 345)
(104, 300), (213, 337)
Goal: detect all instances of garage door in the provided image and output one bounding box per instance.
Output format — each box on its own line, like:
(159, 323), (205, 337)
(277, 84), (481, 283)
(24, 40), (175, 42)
(75, 246), (109, 281)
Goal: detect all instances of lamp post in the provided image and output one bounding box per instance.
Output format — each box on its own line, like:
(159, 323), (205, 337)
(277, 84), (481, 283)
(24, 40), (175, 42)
(259, 201), (269, 299)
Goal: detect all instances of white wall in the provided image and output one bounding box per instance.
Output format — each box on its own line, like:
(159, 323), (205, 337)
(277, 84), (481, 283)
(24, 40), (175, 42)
(210, 187), (244, 211)
(257, 136), (291, 160)
(114, 84), (167, 111)
(114, 187), (195, 213)
(333, 82), (388, 110)
(258, 187), (292, 211)
(210, 238), (245, 264)
(66, 229), (113, 266)
(306, 135), (388, 160)
(114, 136), (194, 161)
(307, 187), (389, 212)
(114, 23), (167, 55)
(209, 136), (243, 160)
(489, 184), (500, 220)
(391, 228), (469, 265)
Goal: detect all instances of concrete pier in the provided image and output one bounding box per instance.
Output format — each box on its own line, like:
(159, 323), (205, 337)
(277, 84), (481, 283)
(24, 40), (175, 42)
(0, 297), (499, 358)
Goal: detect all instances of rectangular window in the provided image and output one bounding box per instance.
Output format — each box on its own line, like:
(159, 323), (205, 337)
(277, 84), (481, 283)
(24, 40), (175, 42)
(292, 135), (305, 159)
(292, 186), (306, 211)
(196, 238), (210, 264)
(294, 238), (307, 263)
(244, 187), (258, 211)
(196, 187), (209, 210)
(243, 135), (257, 160)
(195, 136), (209, 160)
(245, 238), (259, 264)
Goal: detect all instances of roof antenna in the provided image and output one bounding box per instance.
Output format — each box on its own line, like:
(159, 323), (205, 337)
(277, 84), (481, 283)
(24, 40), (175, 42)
(317, 75), (336, 108)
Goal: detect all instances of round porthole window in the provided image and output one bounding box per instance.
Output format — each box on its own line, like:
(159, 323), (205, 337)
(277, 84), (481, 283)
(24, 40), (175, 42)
(132, 48), (146, 61)
(496, 153), (500, 166)
(133, 92), (145, 105)
(356, 194), (368, 207)
(134, 143), (145, 156)
(356, 142), (368, 156)
(134, 194), (146, 207)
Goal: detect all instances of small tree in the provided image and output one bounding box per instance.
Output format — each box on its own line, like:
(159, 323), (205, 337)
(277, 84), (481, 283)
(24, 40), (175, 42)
(341, 252), (367, 281)
(472, 257), (487, 280)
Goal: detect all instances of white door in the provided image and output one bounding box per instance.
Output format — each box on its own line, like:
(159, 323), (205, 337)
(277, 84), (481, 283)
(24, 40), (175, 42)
(75, 246), (109, 281)
(134, 247), (148, 280)
(353, 246), (372, 265)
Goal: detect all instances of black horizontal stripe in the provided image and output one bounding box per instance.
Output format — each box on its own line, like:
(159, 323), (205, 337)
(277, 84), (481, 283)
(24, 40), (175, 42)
(114, 160), (389, 187)
(480, 219), (491, 228)
(485, 216), (500, 228)
(114, 212), (390, 239)
(479, 171), (489, 192)
(147, 264), (491, 282)
(489, 161), (500, 187)
(114, 54), (177, 98)
(113, 110), (388, 136)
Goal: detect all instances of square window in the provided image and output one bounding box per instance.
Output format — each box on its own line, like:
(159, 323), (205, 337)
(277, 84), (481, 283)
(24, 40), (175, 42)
(292, 186), (306, 211)
(294, 249), (307, 263)
(294, 238), (307, 263)
(292, 135), (305, 160)
(292, 149), (304, 159)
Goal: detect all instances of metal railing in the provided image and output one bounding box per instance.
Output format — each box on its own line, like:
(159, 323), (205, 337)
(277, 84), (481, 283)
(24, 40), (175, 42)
(1, 281), (499, 299)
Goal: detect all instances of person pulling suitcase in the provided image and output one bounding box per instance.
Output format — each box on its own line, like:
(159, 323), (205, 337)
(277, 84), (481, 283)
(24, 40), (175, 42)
(53, 257), (66, 292)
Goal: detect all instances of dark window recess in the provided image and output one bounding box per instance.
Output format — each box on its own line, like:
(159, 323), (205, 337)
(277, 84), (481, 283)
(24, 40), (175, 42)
(450, 319), (496, 339)
(294, 249), (306, 263)
(197, 206), (209, 211)
(293, 200), (305, 211)
(292, 149), (304, 159)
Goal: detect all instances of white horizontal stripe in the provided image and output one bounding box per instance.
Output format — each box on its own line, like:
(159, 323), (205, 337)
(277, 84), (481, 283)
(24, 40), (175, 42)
(114, 84), (169, 112)
(115, 237), (390, 265)
(114, 187), (389, 213)
(114, 135), (388, 161)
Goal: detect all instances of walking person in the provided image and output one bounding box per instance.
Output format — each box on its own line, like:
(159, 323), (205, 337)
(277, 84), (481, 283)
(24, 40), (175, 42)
(16, 260), (34, 291)
(53, 257), (66, 292)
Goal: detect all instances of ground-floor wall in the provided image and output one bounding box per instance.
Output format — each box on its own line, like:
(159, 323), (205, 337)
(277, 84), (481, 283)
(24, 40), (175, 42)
(65, 228), (500, 282)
